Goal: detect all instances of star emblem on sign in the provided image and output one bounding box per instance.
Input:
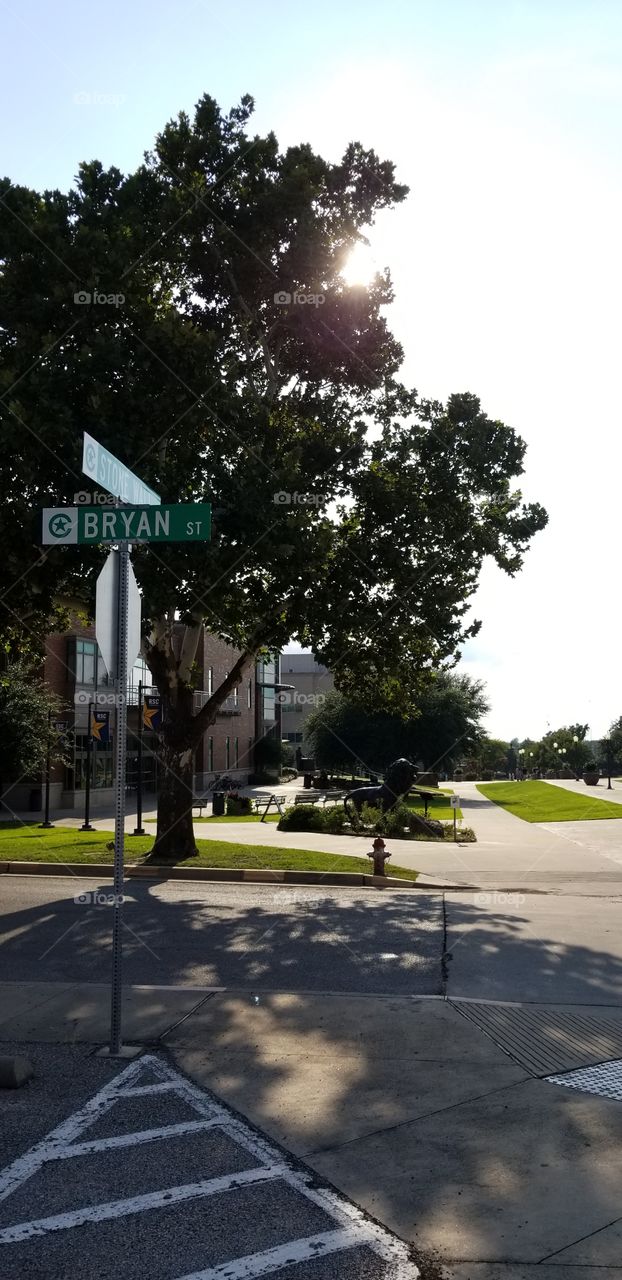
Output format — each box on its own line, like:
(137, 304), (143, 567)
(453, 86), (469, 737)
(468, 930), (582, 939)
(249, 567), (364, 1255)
(90, 713), (106, 741)
(143, 702), (160, 729)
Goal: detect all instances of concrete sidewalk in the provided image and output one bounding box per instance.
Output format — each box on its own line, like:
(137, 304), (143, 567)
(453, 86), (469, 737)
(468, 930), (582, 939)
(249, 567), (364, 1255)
(4, 981), (622, 1276)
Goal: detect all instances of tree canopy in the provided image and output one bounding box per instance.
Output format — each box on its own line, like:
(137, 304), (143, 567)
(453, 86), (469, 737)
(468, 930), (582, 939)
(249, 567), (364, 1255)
(304, 673), (489, 774)
(0, 662), (64, 804)
(0, 92), (547, 854)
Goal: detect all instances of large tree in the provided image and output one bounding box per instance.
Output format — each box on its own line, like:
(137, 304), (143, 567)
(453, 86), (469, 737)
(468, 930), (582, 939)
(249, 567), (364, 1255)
(0, 94), (547, 857)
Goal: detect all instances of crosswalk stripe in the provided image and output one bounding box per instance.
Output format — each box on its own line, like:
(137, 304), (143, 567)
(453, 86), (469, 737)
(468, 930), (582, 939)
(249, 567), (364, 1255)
(0, 1165), (288, 1243)
(176, 1226), (371, 1279)
(51, 1119), (221, 1158)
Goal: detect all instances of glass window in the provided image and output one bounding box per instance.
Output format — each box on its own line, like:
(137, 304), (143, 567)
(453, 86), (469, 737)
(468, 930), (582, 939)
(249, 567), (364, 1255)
(70, 639), (97, 685)
(234, 737), (239, 767)
(247, 679), (252, 708)
(208, 737), (214, 771)
(225, 737), (230, 769)
(65, 734), (113, 790)
(207, 666), (214, 695)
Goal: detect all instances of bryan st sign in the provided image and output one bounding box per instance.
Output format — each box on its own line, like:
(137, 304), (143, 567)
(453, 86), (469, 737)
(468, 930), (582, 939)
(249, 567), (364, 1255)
(42, 503), (211, 545)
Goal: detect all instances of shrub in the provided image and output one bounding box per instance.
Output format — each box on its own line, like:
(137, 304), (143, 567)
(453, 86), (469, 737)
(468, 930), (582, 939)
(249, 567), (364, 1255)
(323, 804), (347, 834)
(379, 803), (411, 837)
(278, 804), (325, 832)
(226, 794), (252, 816)
(359, 802), (383, 829)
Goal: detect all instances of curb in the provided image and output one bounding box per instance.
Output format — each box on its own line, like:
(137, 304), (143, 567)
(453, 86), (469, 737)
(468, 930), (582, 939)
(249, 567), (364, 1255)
(0, 860), (438, 890)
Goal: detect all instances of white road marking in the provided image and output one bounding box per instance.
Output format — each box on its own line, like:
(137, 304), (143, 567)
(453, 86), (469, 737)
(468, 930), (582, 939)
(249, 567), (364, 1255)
(177, 1227), (371, 1279)
(0, 1055), (150, 1201)
(0, 1052), (419, 1277)
(0, 1165), (288, 1243)
(53, 1119), (221, 1158)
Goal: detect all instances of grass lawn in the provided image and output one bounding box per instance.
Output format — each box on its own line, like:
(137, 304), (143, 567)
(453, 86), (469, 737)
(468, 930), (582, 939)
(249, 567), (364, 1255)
(477, 780), (622, 823)
(0, 823), (419, 880)
(406, 793), (462, 821)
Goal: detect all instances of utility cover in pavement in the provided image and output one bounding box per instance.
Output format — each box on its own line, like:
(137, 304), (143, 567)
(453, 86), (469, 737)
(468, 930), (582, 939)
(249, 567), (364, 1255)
(0, 1053), (418, 1279)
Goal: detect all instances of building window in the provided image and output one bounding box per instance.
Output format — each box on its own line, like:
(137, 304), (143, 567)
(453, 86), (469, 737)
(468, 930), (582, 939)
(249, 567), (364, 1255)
(207, 666), (214, 695)
(225, 737), (230, 769)
(65, 734), (113, 790)
(247, 680), (252, 708)
(208, 737), (214, 772)
(234, 737), (239, 767)
(70, 639), (96, 685)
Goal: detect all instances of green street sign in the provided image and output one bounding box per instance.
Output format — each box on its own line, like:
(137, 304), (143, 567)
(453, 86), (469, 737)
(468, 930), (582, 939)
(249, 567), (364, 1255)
(82, 431), (160, 506)
(42, 503), (211, 545)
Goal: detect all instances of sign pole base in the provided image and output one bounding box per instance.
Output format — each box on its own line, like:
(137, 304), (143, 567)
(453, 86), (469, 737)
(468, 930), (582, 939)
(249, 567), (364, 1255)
(96, 1044), (143, 1061)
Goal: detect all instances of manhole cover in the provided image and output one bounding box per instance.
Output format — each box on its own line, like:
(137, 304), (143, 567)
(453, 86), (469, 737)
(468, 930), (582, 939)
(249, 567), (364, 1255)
(547, 1059), (622, 1101)
(451, 1000), (622, 1075)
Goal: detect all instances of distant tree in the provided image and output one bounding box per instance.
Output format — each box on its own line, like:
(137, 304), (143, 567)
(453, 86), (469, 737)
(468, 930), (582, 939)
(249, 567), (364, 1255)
(0, 663), (65, 805)
(478, 737), (510, 774)
(606, 716), (622, 769)
(304, 672), (488, 773)
(539, 725), (591, 775)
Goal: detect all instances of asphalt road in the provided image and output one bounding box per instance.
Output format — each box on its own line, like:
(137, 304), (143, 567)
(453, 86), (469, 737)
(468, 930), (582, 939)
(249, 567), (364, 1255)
(0, 877), (444, 995)
(4, 875), (622, 1005)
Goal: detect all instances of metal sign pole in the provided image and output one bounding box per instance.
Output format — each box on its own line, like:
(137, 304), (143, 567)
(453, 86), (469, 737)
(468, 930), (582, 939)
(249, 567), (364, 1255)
(39, 711), (54, 829)
(80, 702), (95, 832)
(110, 542), (129, 1056)
(132, 679), (145, 836)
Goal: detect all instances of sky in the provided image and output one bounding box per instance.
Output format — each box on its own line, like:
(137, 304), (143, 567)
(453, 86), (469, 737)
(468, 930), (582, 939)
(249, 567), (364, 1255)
(2, 0), (621, 740)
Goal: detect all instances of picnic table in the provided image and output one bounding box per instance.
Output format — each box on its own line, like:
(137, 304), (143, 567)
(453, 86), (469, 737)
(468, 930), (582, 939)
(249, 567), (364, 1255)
(252, 793), (287, 821)
(407, 785), (440, 818)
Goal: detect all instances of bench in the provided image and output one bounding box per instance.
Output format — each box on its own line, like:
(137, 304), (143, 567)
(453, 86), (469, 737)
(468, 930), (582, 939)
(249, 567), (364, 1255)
(192, 797), (210, 816)
(294, 791), (322, 805)
(294, 790), (346, 807)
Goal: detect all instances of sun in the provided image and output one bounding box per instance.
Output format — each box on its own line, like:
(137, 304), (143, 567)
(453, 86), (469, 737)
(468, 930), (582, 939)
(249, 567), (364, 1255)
(341, 241), (377, 286)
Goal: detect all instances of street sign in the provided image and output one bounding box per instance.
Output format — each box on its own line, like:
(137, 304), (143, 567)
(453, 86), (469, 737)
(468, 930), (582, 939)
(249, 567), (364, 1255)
(41, 503), (211, 545)
(96, 550), (142, 680)
(450, 794), (460, 809)
(82, 432), (160, 506)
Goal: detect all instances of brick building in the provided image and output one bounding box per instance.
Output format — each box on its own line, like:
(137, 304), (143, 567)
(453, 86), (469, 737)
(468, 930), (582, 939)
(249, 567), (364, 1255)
(7, 616), (282, 813)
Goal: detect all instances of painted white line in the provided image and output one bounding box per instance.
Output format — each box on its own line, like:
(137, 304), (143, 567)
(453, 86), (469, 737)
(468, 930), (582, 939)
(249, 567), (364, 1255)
(114, 1081), (191, 1097)
(53, 1119), (221, 1158)
(0, 1165), (288, 1243)
(0, 1055), (151, 1202)
(176, 1226), (371, 1279)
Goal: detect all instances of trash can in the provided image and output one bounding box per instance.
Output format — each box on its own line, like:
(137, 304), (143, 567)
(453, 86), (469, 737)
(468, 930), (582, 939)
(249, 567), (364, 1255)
(303, 774), (313, 789)
(212, 793), (225, 816)
(29, 788), (42, 811)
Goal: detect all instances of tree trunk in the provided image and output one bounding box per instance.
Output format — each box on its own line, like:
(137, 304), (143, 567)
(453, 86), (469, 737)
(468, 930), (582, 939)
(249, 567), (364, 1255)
(151, 743), (198, 861)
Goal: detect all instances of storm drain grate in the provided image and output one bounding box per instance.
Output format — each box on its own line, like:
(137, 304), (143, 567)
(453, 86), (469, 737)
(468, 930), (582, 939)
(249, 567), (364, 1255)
(547, 1059), (622, 1101)
(451, 1000), (622, 1076)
